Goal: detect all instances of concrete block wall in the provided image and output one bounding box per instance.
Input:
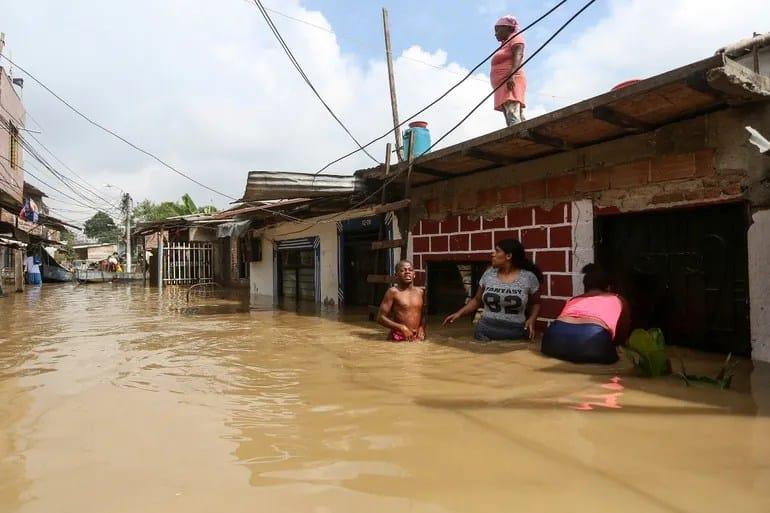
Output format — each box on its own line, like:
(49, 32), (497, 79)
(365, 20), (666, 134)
(411, 202), (576, 329)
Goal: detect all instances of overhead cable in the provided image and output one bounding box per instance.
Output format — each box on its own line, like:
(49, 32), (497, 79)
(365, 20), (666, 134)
(0, 53), (239, 201)
(249, 0), (380, 164)
(346, 0), (599, 215)
(312, 0), (569, 176)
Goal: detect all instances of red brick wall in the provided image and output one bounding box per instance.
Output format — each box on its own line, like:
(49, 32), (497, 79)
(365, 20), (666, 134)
(412, 202), (574, 327)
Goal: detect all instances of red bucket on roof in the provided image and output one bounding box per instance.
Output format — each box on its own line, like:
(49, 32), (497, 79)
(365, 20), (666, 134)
(611, 79), (640, 91)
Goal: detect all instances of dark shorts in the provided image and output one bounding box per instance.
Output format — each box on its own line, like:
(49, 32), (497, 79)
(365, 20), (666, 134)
(474, 317), (528, 342)
(541, 320), (618, 364)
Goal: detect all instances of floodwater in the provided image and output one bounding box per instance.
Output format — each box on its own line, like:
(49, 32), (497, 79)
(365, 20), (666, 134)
(1, 284), (769, 513)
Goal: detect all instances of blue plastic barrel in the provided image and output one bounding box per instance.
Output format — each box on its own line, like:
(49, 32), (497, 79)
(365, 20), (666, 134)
(402, 121), (431, 159)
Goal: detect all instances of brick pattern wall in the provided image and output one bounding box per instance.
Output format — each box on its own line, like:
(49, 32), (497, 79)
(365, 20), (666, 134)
(422, 149), (743, 219)
(412, 202), (574, 328)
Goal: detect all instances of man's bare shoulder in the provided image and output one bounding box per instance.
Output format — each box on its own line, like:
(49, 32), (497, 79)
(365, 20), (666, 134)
(383, 286), (399, 297)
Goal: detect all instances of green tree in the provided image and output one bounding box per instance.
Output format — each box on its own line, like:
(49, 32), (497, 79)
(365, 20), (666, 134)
(59, 230), (76, 261)
(132, 194), (218, 222)
(83, 211), (121, 243)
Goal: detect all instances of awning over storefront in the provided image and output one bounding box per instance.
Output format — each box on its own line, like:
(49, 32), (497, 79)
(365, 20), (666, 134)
(216, 219), (251, 239)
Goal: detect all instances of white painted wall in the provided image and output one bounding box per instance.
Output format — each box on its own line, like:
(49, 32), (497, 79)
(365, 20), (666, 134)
(250, 206), (393, 306)
(571, 199), (595, 295)
(189, 227), (217, 242)
(748, 209), (770, 362)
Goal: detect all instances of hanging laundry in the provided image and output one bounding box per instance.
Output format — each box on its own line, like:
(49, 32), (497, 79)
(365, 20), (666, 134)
(19, 199), (39, 224)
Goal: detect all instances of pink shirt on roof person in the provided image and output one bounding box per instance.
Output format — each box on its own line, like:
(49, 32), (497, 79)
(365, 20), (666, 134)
(490, 15), (527, 126)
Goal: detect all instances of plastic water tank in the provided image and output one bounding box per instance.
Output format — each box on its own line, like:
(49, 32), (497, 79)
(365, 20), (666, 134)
(402, 121), (431, 159)
(611, 79), (640, 91)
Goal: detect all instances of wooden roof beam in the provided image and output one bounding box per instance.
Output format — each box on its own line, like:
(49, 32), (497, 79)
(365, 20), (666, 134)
(592, 105), (653, 132)
(461, 148), (518, 165)
(686, 71), (727, 100)
(411, 166), (454, 178)
(516, 129), (574, 151)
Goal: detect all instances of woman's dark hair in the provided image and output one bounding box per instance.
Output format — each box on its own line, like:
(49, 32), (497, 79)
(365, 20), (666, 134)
(496, 238), (543, 283)
(582, 263), (610, 291)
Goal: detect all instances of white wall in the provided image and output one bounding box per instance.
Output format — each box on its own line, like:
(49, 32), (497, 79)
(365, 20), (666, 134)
(189, 227), (217, 242)
(250, 207), (402, 307)
(748, 209), (770, 362)
(249, 220), (337, 304)
(571, 199), (595, 295)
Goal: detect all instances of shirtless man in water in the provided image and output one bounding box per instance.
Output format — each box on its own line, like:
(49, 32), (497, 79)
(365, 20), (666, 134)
(377, 260), (426, 341)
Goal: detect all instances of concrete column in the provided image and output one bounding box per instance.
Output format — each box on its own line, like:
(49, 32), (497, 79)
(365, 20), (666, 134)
(748, 209), (770, 362)
(14, 248), (23, 293)
(571, 199), (595, 295)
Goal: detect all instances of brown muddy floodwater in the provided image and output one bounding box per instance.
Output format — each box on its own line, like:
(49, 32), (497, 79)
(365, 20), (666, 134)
(1, 283), (769, 513)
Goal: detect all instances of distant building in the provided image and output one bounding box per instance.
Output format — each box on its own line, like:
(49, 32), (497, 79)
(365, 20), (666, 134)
(73, 243), (118, 263)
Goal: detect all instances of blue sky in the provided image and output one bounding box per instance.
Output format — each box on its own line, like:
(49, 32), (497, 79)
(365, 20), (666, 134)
(300, 1), (609, 61)
(277, 0), (608, 98)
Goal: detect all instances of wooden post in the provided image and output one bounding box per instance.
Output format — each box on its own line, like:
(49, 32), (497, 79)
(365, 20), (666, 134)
(14, 248), (24, 293)
(368, 143), (394, 319)
(157, 230), (164, 291)
(382, 8), (403, 162)
(399, 131), (416, 261)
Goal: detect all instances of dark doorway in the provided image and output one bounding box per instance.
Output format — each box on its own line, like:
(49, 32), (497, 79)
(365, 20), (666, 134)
(343, 229), (384, 306)
(596, 203), (750, 356)
(427, 261), (488, 315)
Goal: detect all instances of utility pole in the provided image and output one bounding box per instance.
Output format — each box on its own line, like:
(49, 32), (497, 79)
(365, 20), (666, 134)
(124, 194), (132, 273)
(157, 228), (164, 291)
(382, 8), (403, 162)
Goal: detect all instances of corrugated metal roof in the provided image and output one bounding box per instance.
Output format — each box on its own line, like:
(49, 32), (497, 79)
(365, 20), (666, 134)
(240, 171), (362, 201)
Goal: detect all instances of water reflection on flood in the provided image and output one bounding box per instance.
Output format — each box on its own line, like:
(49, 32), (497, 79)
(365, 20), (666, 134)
(1, 283), (769, 513)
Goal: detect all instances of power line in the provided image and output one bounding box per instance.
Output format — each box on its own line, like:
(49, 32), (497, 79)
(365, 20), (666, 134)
(0, 53), (239, 202)
(0, 154), (110, 212)
(274, 0), (598, 238)
(25, 129), (121, 208)
(0, 117), (118, 212)
(0, 100), (120, 210)
(422, 0), (599, 155)
(20, 139), (117, 211)
(0, 60), (305, 224)
(0, 98), (125, 213)
(249, 0), (380, 165)
(247, 0), (573, 100)
(349, 0), (600, 215)
(312, 1), (569, 176)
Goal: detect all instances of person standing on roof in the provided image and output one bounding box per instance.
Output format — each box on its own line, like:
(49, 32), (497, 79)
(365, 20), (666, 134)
(491, 15), (527, 126)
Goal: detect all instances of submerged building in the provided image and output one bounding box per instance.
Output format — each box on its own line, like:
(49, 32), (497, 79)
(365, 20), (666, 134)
(237, 35), (770, 362)
(354, 35), (770, 361)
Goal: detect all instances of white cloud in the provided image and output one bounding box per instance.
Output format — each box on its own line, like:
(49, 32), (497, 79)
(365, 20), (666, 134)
(3, 0), (768, 224)
(3, 0), (504, 218)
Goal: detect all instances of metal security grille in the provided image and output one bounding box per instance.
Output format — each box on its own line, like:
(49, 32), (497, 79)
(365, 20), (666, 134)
(163, 242), (213, 285)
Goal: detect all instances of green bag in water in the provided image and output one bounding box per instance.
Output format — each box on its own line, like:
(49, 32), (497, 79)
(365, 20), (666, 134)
(625, 328), (671, 377)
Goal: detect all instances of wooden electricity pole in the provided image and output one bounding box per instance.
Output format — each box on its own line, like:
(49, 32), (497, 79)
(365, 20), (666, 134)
(382, 8), (403, 162)
(14, 248), (24, 292)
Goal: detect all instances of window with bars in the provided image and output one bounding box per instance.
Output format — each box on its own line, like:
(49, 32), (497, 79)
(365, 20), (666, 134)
(9, 122), (20, 169)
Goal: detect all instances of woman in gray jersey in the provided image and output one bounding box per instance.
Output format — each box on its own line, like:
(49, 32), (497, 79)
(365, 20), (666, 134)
(443, 239), (542, 341)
